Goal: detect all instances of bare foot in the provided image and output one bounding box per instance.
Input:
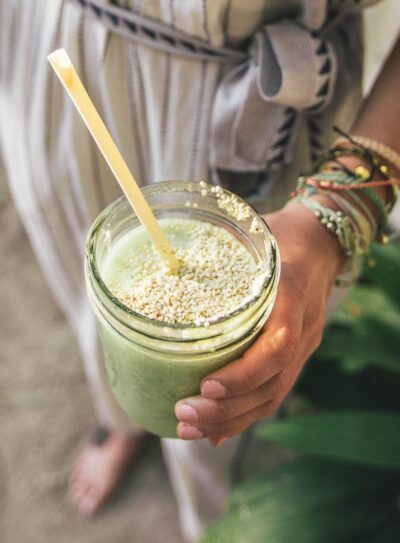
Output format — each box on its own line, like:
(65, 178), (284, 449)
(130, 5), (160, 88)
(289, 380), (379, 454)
(69, 428), (147, 517)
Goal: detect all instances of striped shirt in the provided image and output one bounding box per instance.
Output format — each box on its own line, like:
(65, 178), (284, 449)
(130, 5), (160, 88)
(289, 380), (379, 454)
(0, 0), (382, 425)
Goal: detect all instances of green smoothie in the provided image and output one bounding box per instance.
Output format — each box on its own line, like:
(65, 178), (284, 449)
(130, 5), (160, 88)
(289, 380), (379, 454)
(86, 182), (279, 438)
(98, 219), (262, 436)
(102, 218), (261, 325)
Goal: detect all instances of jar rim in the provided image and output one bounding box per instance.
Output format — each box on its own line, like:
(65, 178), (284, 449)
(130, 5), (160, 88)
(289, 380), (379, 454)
(86, 180), (279, 332)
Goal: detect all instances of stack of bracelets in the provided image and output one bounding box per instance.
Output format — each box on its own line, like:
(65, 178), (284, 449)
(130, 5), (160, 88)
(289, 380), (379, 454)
(289, 128), (400, 286)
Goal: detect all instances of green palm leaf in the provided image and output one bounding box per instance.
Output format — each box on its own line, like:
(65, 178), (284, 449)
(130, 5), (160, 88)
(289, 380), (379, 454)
(297, 358), (400, 412)
(318, 286), (400, 374)
(317, 320), (400, 374)
(361, 520), (400, 543)
(257, 411), (400, 469)
(200, 460), (400, 543)
(362, 242), (400, 308)
(333, 285), (400, 329)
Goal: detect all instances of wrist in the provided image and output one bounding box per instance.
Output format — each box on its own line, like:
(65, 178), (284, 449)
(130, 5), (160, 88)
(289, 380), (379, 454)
(265, 202), (345, 288)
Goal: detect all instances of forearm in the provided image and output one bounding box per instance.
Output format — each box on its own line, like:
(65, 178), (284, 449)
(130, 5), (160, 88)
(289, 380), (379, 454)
(352, 35), (400, 154)
(300, 36), (400, 240)
(341, 34), (400, 211)
(273, 37), (400, 287)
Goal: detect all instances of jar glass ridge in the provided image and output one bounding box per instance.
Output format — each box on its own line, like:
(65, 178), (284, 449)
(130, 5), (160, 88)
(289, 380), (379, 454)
(85, 180), (280, 436)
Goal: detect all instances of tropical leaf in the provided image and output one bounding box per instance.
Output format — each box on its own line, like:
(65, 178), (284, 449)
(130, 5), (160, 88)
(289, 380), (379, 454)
(201, 243), (400, 543)
(362, 242), (400, 308)
(317, 320), (400, 374)
(317, 285), (400, 374)
(297, 358), (400, 412)
(360, 520), (400, 543)
(256, 411), (400, 469)
(332, 285), (400, 330)
(228, 459), (396, 509)
(200, 460), (400, 543)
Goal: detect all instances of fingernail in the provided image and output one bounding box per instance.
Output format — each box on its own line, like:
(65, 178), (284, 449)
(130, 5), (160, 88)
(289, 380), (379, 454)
(175, 403), (199, 422)
(201, 380), (226, 399)
(178, 424), (204, 440)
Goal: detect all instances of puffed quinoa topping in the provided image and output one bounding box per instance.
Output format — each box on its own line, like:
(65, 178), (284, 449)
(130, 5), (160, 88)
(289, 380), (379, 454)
(107, 221), (261, 325)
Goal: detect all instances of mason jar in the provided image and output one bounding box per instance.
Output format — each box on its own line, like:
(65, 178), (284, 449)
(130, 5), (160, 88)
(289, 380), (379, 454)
(85, 180), (280, 438)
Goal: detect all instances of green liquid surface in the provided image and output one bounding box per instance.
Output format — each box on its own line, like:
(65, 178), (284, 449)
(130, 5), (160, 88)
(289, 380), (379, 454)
(102, 218), (260, 325)
(98, 218), (265, 437)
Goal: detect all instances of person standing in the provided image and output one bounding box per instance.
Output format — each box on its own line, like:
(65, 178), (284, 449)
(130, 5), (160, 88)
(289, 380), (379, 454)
(1, 1), (399, 541)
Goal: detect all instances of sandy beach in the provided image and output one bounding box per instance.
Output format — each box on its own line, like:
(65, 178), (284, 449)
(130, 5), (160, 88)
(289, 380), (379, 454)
(0, 173), (184, 543)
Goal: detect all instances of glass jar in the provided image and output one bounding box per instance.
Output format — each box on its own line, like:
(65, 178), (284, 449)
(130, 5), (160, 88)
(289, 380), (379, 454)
(85, 180), (280, 437)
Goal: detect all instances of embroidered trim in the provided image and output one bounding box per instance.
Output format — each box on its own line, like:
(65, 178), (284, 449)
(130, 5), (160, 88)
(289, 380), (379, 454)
(267, 108), (296, 171)
(68, 0), (247, 63)
(304, 35), (336, 115)
(308, 115), (323, 164)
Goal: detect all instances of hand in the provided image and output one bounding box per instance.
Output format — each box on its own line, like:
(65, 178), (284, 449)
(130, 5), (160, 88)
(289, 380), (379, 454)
(175, 201), (345, 444)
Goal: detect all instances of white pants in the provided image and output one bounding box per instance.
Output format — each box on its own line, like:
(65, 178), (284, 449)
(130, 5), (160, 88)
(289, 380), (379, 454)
(0, 1), (358, 541)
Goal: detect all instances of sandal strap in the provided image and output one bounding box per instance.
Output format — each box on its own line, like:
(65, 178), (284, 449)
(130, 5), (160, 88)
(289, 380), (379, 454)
(88, 425), (111, 446)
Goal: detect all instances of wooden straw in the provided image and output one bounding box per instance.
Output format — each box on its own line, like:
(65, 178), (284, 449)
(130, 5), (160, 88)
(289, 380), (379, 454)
(48, 48), (180, 272)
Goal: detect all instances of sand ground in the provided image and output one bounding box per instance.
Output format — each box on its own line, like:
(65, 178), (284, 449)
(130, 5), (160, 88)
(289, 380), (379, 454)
(0, 175), (184, 543)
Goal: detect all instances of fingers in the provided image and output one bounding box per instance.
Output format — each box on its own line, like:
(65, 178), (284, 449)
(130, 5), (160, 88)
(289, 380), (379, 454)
(175, 266), (327, 442)
(176, 325), (323, 441)
(176, 358), (302, 441)
(176, 373), (284, 425)
(200, 277), (305, 399)
(177, 399), (277, 441)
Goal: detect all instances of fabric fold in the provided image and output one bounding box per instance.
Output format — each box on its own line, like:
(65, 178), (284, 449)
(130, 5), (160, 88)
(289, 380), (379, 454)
(210, 19), (338, 172)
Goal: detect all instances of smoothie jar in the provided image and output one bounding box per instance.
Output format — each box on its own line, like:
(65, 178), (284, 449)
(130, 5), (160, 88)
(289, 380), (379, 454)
(85, 180), (280, 438)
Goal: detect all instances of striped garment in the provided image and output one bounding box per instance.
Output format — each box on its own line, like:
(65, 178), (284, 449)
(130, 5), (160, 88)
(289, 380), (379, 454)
(0, 1), (384, 540)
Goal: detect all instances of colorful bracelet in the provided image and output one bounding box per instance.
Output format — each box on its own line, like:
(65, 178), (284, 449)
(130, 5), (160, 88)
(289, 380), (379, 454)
(333, 134), (400, 178)
(335, 190), (377, 242)
(290, 127), (400, 285)
(295, 171), (389, 234)
(296, 196), (363, 286)
(331, 128), (400, 204)
(319, 171), (389, 229)
(296, 196), (362, 256)
(327, 192), (374, 249)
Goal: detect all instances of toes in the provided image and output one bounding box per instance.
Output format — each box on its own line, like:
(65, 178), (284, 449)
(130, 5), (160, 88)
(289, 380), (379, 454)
(69, 470), (106, 518)
(70, 477), (89, 498)
(69, 474), (92, 504)
(68, 434), (143, 518)
(80, 483), (107, 517)
(77, 491), (99, 517)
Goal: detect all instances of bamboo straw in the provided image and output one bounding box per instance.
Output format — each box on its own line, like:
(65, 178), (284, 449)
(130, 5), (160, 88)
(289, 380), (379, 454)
(48, 48), (180, 272)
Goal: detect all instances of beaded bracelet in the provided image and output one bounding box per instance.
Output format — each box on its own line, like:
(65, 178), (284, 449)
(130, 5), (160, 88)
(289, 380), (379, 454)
(296, 196), (363, 286)
(290, 127), (400, 285)
(333, 134), (400, 178)
(335, 189), (377, 242)
(327, 192), (373, 249)
(315, 171), (389, 221)
(307, 127), (400, 211)
(296, 197), (360, 256)
(322, 172), (388, 232)
(293, 171), (385, 285)
(331, 127), (400, 204)
(313, 147), (381, 182)
(298, 181), (376, 246)
(296, 171), (389, 234)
